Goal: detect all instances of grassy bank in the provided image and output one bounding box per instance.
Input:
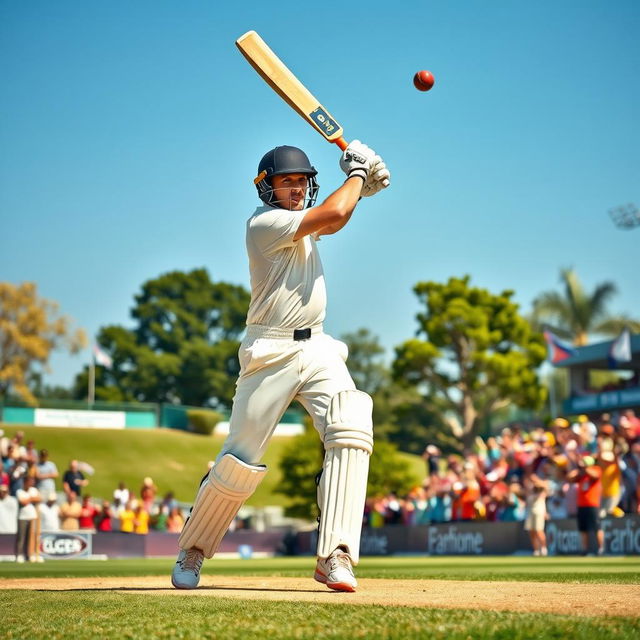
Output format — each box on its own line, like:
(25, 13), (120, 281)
(0, 425), (424, 506)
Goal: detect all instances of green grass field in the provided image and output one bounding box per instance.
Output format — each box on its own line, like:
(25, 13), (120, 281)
(1, 555), (639, 583)
(0, 425), (424, 506)
(2, 556), (639, 639)
(3, 426), (638, 638)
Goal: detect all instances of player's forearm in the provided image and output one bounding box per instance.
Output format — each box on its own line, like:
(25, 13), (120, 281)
(295, 177), (362, 240)
(318, 210), (354, 236)
(317, 178), (362, 230)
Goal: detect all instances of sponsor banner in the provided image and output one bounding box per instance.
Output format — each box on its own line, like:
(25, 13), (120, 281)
(546, 516), (640, 555)
(426, 521), (522, 555)
(34, 408), (126, 429)
(39, 531), (92, 559)
(295, 516), (640, 557)
(564, 387), (640, 413)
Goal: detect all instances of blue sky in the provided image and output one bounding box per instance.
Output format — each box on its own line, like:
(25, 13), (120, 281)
(1, 1), (638, 389)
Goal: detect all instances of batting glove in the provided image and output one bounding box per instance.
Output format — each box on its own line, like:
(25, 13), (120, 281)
(361, 156), (390, 197)
(339, 140), (376, 182)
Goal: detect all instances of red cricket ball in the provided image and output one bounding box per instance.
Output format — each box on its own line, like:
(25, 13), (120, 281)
(413, 70), (435, 92)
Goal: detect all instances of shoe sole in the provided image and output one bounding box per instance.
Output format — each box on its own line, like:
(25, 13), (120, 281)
(314, 567), (356, 592)
(171, 576), (200, 590)
(326, 580), (356, 593)
(314, 569), (327, 584)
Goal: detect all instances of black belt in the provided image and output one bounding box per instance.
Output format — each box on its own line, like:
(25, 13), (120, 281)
(293, 328), (312, 341)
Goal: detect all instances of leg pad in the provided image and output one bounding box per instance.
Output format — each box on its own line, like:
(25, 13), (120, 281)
(178, 453), (266, 558)
(317, 390), (374, 564)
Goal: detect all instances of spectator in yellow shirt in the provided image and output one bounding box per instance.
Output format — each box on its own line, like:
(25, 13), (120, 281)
(133, 502), (149, 535)
(599, 451), (622, 517)
(119, 501), (136, 533)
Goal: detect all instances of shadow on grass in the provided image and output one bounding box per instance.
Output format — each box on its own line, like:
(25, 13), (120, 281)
(35, 585), (332, 595)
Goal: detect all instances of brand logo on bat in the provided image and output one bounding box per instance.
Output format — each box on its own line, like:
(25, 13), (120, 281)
(309, 107), (339, 137)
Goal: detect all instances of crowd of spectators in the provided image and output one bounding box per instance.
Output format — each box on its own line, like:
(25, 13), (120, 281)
(365, 410), (640, 554)
(0, 429), (185, 562)
(3, 408), (640, 560)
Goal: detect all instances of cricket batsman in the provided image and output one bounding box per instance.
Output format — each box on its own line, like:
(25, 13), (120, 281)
(171, 141), (390, 592)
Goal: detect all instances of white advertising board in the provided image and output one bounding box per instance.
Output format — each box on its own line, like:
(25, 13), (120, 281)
(34, 408), (126, 429)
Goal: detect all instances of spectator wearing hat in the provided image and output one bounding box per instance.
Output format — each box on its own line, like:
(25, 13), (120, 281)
(598, 450), (622, 518)
(140, 477), (157, 513)
(568, 455), (604, 555)
(422, 445), (441, 478)
(35, 450), (59, 496)
(573, 415), (598, 454)
(39, 492), (61, 531)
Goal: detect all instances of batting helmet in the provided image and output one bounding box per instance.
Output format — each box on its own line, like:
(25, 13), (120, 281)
(254, 145), (319, 208)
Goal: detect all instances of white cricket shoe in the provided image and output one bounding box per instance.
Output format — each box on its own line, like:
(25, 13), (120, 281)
(16, 554), (25, 564)
(171, 548), (204, 589)
(314, 549), (357, 592)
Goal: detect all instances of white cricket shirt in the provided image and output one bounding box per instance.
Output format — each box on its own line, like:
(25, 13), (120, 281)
(245, 205), (326, 329)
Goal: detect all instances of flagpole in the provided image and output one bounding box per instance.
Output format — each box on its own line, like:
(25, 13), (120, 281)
(88, 347), (95, 408)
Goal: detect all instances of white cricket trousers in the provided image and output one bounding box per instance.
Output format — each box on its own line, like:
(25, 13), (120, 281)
(216, 324), (356, 465)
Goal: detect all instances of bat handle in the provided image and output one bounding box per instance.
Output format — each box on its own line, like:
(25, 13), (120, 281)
(334, 137), (348, 151)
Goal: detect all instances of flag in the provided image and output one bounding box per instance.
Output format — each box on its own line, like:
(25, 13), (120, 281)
(93, 343), (113, 369)
(543, 330), (576, 364)
(608, 328), (632, 369)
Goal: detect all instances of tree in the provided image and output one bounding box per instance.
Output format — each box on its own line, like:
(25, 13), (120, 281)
(340, 328), (455, 454)
(0, 282), (86, 405)
(531, 268), (640, 346)
(393, 276), (547, 450)
(74, 269), (250, 407)
(373, 382), (459, 455)
(340, 328), (390, 395)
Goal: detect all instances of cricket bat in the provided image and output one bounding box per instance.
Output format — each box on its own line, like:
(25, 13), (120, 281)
(235, 30), (349, 151)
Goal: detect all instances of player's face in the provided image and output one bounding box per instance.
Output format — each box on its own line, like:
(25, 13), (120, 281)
(271, 173), (308, 210)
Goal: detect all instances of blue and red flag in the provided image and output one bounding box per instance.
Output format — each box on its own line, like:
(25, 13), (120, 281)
(543, 330), (576, 364)
(608, 327), (631, 369)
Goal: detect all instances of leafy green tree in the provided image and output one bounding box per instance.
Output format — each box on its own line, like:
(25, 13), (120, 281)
(340, 328), (454, 454)
(275, 428), (323, 520)
(393, 276), (547, 450)
(73, 269), (250, 407)
(373, 382), (459, 455)
(340, 328), (390, 395)
(0, 282), (86, 405)
(531, 268), (640, 346)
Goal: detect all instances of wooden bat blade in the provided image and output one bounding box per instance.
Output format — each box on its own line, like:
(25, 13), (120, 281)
(236, 30), (346, 146)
